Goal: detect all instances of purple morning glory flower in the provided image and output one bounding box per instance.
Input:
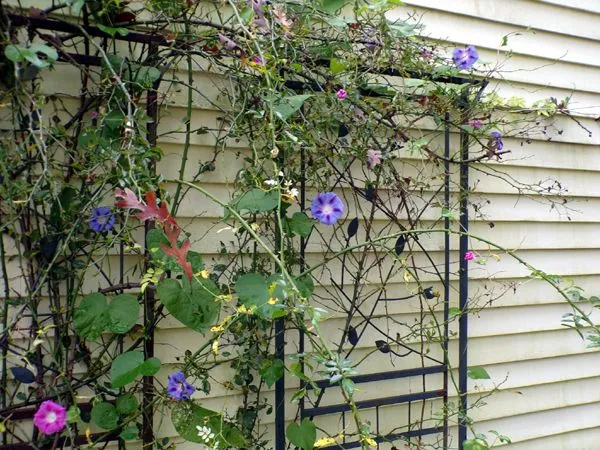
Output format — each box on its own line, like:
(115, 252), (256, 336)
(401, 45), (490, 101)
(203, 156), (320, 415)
(311, 192), (344, 225)
(89, 207), (116, 233)
(452, 45), (478, 70)
(167, 371), (195, 400)
(489, 130), (504, 150)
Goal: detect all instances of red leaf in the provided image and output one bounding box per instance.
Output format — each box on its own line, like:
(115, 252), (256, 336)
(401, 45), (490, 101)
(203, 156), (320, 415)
(115, 188), (145, 210)
(161, 240), (193, 281)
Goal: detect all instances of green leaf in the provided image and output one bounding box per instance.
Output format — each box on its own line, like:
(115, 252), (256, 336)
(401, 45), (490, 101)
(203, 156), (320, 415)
(156, 277), (220, 333)
(235, 189), (279, 213)
(448, 307), (461, 318)
(236, 273), (283, 320)
(116, 393), (138, 415)
(319, 0), (347, 14)
(138, 357), (161, 376)
(463, 438), (490, 450)
(97, 24), (130, 37)
(133, 66), (161, 87)
(172, 401), (246, 447)
(274, 95), (312, 120)
(259, 358), (284, 387)
(104, 110), (125, 130)
(187, 251), (204, 273)
(119, 426), (139, 441)
(341, 378), (355, 396)
(287, 212), (313, 238)
(286, 418), (316, 450)
(107, 294), (139, 334)
(73, 293), (109, 340)
(27, 44), (58, 68)
(4, 45), (30, 63)
(330, 58), (347, 75)
(467, 366), (491, 380)
(91, 402), (118, 430)
(67, 0), (85, 14)
(111, 351), (144, 388)
(295, 275), (315, 298)
(66, 405), (80, 424)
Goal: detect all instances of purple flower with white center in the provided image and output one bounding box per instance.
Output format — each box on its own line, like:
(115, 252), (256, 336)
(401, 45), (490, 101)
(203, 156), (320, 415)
(336, 89), (348, 100)
(167, 371), (195, 400)
(89, 207), (116, 233)
(452, 45), (478, 70)
(311, 192), (344, 225)
(251, 55), (267, 66)
(217, 33), (237, 51)
(367, 149), (382, 169)
(33, 400), (67, 435)
(489, 130), (504, 150)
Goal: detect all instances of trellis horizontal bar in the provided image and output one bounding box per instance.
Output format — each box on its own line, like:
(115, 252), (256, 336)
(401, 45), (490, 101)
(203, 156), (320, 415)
(316, 426), (444, 450)
(307, 364), (446, 390)
(303, 389), (444, 416)
(2, 430), (121, 450)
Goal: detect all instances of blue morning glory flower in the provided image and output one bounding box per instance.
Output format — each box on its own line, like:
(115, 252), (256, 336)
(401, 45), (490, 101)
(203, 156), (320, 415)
(167, 371), (195, 400)
(452, 45), (479, 70)
(311, 192), (344, 225)
(489, 130), (504, 150)
(89, 207), (116, 233)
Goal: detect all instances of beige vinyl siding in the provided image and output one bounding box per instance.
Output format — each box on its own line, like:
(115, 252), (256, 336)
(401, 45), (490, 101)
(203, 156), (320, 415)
(149, 1), (600, 448)
(3, 0), (599, 448)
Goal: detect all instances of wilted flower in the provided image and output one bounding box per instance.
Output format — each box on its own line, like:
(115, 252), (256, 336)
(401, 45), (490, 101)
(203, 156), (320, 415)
(273, 4), (293, 29)
(452, 45), (478, 69)
(464, 251), (475, 261)
(33, 400), (67, 435)
(167, 371), (195, 400)
(311, 192), (344, 225)
(251, 55), (267, 66)
(489, 130), (504, 151)
(217, 33), (237, 50)
(89, 207), (116, 233)
(249, 0), (269, 31)
(367, 149), (382, 169)
(336, 88), (348, 100)
(90, 111), (98, 120)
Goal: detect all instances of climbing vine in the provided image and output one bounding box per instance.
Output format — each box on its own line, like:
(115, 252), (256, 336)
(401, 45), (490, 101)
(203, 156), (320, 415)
(0, 1), (596, 450)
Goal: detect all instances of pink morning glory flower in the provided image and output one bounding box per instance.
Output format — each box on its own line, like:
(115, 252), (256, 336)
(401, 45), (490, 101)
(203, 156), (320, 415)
(452, 45), (478, 70)
(336, 89), (348, 100)
(470, 119), (483, 129)
(367, 149), (382, 169)
(311, 192), (344, 225)
(464, 251), (475, 261)
(33, 400), (67, 435)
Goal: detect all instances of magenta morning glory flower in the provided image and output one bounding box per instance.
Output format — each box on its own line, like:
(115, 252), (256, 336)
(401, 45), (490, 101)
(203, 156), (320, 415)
(33, 400), (67, 435)
(336, 89), (348, 100)
(452, 45), (478, 70)
(89, 207), (116, 233)
(464, 251), (475, 261)
(489, 130), (504, 151)
(167, 371), (195, 400)
(311, 192), (344, 225)
(367, 149), (382, 169)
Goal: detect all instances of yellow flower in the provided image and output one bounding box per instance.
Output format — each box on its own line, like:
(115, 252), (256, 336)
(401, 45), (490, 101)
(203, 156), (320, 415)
(216, 294), (234, 303)
(268, 297), (278, 305)
(364, 437), (377, 447)
(314, 437), (336, 447)
(212, 340), (219, 355)
(211, 324), (225, 333)
(199, 269), (210, 279)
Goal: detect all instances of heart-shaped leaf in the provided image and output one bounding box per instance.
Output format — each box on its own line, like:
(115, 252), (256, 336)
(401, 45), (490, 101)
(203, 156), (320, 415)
(375, 340), (391, 354)
(10, 367), (35, 384)
(286, 418), (316, 450)
(91, 402), (118, 430)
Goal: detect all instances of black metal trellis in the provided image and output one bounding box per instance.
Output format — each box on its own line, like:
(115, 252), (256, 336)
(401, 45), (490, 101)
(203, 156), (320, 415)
(1, 12), (166, 450)
(275, 77), (486, 449)
(2, 9), (488, 450)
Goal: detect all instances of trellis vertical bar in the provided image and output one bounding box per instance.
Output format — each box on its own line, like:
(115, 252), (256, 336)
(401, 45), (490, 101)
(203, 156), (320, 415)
(458, 107), (470, 448)
(443, 112), (451, 450)
(142, 43), (160, 449)
(275, 318), (286, 449)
